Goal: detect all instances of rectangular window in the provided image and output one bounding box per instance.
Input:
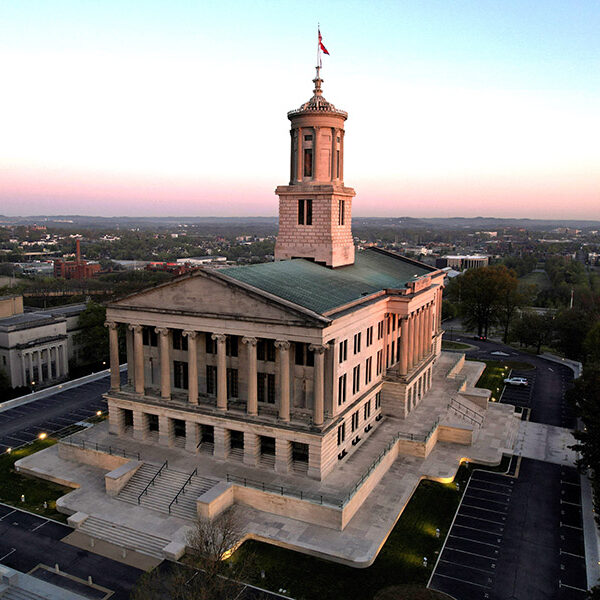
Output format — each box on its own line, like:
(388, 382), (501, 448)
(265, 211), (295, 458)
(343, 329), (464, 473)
(392, 315), (397, 331)
(304, 135), (313, 141)
(257, 339), (276, 362)
(397, 336), (401, 362)
(336, 149), (340, 178)
(391, 341), (395, 365)
(376, 349), (383, 375)
(304, 148), (313, 177)
(226, 368), (238, 399)
(352, 365), (361, 394)
(338, 199), (345, 226)
(206, 336), (216, 354)
(173, 360), (188, 389)
(306, 199), (312, 225)
(298, 199), (305, 225)
(387, 316), (391, 335)
(375, 391), (382, 409)
(338, 373), (347, 405)
(364, 400), (371, 420)
(338, 339), (348, 363)
(298, 199), (313, 225)
(351, 411), (359, 432)
(257, 372), (276, 404)
(353, 332), (361, 354)
(337, 422), (346, 446)
(226, 336), (238, 357)
(143, 327), (157, 347)
(366, 326), (373, 347)
(206, 365), (217, 395)
(365, 357), (372, 385)
(295, 343), (314, 366)
(172, 330), (188, 351)
(377, 320), (384, 340)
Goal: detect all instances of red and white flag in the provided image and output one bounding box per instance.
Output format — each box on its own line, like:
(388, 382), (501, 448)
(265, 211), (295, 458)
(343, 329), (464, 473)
(318, 28), (330, 55)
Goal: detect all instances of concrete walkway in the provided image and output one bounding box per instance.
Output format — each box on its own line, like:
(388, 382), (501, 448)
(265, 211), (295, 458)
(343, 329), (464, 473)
(513, 421), (579, 467)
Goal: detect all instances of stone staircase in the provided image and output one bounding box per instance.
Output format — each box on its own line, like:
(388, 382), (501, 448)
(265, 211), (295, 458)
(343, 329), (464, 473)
(117, 462), (218, 519)
(1, 590), (48, 600)
(79, 515), (170, 559)
(446, 396), (485, 429)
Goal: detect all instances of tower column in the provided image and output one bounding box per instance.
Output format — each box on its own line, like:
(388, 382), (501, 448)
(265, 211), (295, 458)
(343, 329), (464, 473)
(105, 321), (120, 390)
(129, 325), (145, 395)
(310, 344), (326, 426)
(313, 126), (319, 180)
(296, 127), (303, 182)
(212, 333), (228, 411)
(399, 317), (409, 376)
(242, 337), (258, 416)
(156, 328), (171, 400)
(183, 331), (198, 405)
(275, 340), (290, 422)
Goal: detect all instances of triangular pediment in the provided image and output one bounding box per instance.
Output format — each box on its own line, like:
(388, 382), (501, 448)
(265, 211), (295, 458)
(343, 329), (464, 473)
(109, 269), (327, 326)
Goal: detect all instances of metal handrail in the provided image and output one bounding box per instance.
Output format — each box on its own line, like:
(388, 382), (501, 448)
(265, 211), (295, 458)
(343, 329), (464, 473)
(137, 459), (168, 504)
(59, 436), (141, 460)
(168, 468), (198, 514)
(448, 397), (484, 425)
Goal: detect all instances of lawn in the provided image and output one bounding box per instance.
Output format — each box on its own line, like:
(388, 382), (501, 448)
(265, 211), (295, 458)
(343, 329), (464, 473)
(0, 439), (72, 522)
(519, 270), (551, 291)
(230, 462), (489, 600)
(469, 359), (535, 401)
(441, 340), (472, 351)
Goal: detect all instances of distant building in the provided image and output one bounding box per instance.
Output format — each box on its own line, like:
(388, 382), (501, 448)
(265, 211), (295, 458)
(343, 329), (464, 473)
(54, 239), (101, 280)
(176, 256), (227, 267)
(145, 262), (197, 276)
(436, 255), (489, 270)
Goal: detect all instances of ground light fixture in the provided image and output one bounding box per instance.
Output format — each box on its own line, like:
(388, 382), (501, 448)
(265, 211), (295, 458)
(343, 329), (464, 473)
(96, 410), (102, 416)
(38, 432), (47, 440)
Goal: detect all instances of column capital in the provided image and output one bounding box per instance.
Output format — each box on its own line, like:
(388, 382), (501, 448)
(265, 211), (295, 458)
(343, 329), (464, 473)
(241, 336), (258, 346)
(155, 327), (169, 336)
(104, 321), (118, 330)
(211, 333), (227, 343)
(182, 330), (197, 339)
(308, 344), (327, 354)
(274, 340), (290, 351)
(128, 324), (144, 333)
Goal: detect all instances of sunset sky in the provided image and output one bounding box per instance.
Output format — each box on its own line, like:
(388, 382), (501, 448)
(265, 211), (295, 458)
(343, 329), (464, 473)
(1, 1), (599, 219)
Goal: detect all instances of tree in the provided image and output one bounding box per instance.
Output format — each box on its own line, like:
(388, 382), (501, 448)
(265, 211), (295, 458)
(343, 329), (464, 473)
(512, 310), (554, 354)
(553, 308), (592, 361)
(74, 301), (109, 367)
(584, 321), (600, 364)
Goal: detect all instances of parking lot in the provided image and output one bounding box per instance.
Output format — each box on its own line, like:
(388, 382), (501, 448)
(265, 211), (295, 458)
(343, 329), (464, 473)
(0, 373), (124, 452)
(500, 369), (535, 410)
(430, 459), (587, 600)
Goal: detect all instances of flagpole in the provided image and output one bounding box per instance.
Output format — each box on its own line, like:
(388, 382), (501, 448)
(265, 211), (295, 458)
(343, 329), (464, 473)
(317, 24), (321, 71)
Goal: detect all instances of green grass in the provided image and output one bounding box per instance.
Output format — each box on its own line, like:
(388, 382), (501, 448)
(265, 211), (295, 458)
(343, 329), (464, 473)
(0, 439), (72, 522)
(229, 464), (488, 600)
(519, 270), (551, 290)
(469, 359), (535, 401)
(441, 340), (472, 351)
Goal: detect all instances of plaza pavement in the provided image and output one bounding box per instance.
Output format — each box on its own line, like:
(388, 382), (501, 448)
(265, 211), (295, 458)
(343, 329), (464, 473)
(16, 352), (522, 566)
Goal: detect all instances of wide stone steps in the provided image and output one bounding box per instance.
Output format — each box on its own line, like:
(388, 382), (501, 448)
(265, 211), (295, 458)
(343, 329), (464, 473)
(169, 476), (219, 520)
(2, 590), (48, 600)
(117, 462), (218, 519)
(79, 515), (170, 559)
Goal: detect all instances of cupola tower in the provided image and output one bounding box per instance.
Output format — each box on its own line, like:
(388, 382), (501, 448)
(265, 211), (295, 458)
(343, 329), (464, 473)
(274, 67), (356, 267)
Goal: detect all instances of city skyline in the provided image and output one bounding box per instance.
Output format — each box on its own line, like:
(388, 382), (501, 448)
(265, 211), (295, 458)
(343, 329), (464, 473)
(1, 0), (599, 219)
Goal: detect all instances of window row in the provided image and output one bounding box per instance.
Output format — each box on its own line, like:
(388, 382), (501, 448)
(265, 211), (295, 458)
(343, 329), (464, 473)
(337, 393), (381, 447)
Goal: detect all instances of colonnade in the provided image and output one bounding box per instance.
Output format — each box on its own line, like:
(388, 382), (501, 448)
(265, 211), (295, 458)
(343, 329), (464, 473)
(19, 343), (67, 386)
(105, 322), (328, 427)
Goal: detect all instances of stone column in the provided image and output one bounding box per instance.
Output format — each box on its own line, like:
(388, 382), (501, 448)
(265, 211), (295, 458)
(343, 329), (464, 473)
(340, 129), (345, 181)
(105, 321), (120, 390)
(52, 347), (59, 378)
(413, 311), (421, 364)
(108, 407), (125, 435)
(27, 352), (34, 384)
(183, 331), (198, 405)
(20, 353), (26, 387)
(129, 325), (145, 395)
(158, 415), (172, 447)
(399, 317), (409, 376)
(242, 337), (258, 416)
(427, 304), (434, 353)
(212, 334), (227, 411)
(156, 328), (171, 400)
(406, 316), (414, 371)
(243, 432), (259, 467)
(313, 126), (320, 180)
(275, 438), (291, 474)
(132, 410), (146, 441)
(309, 344), (326, 426)
(126, 326), (134, 386)
(61, 344), (68, 376)
(331, 127), (336, 180)
(296, 127), (303, 182)
(185, 421), (198, 453)
(37, 350), (43, 383)
(275, 340), (290, 422)
(213, 425), (228, 460)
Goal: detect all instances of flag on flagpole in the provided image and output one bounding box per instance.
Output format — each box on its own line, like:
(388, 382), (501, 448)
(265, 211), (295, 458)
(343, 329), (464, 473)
(318, 28), (330, 55)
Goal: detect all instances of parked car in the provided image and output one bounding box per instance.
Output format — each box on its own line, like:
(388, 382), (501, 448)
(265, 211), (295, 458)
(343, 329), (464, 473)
(504, 377), (528, 387)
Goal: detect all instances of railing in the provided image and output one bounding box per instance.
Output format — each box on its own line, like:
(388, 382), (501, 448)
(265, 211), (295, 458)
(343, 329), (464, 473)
(59, 436), (141, 460)
(168, 468), (197, 514)
(225, 473), (345, 509)
(447, 397), (484, 426)
(138, 459), (168, 504)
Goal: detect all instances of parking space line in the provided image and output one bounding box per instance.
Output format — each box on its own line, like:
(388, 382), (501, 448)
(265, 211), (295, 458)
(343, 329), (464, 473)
(560, 500), (581, 507)
(30, 519), (50, 532)
(0, 548), (16, 561)
(467, 486), (513, 496)
(461, 503), (507, 515)
(452, 523), (503, 535)
(432, 573), (491, 589)
(559, 582), (588, 592)
(560, 550), (585, 559)
(0, 509), (16, 521)
(561, 481), (580, 487)
(457, 514), (505, 527)
(445, 546), (499, 559)
(440, 559), (495, 575)
(449, 534), (500, 548)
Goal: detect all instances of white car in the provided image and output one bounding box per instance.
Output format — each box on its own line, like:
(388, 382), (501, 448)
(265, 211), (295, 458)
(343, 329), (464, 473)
(504, 377), (528, 387)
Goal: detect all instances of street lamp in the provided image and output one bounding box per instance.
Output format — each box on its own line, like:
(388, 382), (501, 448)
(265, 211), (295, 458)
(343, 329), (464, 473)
(38, 432), (47, 440)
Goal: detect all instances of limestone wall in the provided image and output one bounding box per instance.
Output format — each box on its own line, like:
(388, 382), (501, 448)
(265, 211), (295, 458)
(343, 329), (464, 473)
(58, 442), (129, 471)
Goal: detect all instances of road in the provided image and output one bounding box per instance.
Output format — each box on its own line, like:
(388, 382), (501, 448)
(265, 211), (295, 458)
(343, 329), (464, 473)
(430, 337), (587, 600)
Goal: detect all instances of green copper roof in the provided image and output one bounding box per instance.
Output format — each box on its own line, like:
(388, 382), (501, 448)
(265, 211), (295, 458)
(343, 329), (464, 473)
(222, 248), (432, 315)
